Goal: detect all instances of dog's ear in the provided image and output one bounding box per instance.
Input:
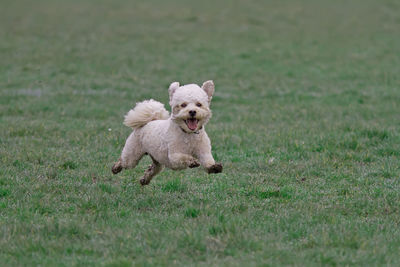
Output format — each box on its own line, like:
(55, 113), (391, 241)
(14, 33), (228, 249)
(168, 82), (180, 103)
(201, 80), (214, 102)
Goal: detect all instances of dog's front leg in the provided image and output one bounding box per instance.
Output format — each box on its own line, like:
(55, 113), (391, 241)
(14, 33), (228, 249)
(168, 152), (200, 170)
(198, 151), (223, 174)
(195, 138), (223, 174)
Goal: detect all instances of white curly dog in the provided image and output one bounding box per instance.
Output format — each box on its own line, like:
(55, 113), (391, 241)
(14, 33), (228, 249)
(112, 80), (223, 185)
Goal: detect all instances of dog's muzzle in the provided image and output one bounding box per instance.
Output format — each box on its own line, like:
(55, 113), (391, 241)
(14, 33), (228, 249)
(185, 118), (199, 131)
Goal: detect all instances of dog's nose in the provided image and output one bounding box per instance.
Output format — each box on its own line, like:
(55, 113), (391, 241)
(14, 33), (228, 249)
(189, 110), (196, 117)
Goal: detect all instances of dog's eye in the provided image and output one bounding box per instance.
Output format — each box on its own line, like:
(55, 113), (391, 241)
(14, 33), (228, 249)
(181, 103), (187, 108)
(196, 102), (202, 107)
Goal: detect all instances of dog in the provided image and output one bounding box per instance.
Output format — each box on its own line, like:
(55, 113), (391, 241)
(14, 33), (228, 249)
(111, 80), (223, 185)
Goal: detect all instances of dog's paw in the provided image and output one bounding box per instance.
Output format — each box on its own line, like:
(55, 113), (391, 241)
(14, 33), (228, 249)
(207, 163), (223, 174)
(140, 177), (151, 186)
(111, 161), (122, 174)
(189, 160), (200, 168)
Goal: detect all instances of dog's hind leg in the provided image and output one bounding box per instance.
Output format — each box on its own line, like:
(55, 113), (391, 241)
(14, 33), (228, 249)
(112, 158), (123, 174)
(140, 156), (163, 185)
(112, 131), (144, 174)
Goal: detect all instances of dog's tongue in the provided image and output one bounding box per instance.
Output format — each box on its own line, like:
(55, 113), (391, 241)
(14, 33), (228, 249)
(187, 119), (198, 131)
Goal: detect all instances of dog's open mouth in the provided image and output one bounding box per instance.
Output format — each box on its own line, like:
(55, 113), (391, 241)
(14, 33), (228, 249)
(185, 118), (199, 131)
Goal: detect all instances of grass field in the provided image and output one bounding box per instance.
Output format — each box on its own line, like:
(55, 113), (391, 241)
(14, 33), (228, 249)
(1, 0), (400, 265)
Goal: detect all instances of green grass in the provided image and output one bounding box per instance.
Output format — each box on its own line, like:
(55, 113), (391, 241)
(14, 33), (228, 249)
(1, 0), (400, 265)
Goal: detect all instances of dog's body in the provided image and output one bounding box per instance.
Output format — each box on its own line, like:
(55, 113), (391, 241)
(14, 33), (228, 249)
(112, 81), (222, 185)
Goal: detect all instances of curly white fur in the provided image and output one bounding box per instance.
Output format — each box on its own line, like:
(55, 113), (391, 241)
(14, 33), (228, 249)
(112, 80), (223, 185)
(123, 99), (169, 129)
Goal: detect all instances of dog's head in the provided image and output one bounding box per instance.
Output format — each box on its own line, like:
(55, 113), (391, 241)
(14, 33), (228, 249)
(168, 80), (214, 133)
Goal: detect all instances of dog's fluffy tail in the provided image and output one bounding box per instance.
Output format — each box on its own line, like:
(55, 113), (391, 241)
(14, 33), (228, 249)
(123, 99), (169, 129)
